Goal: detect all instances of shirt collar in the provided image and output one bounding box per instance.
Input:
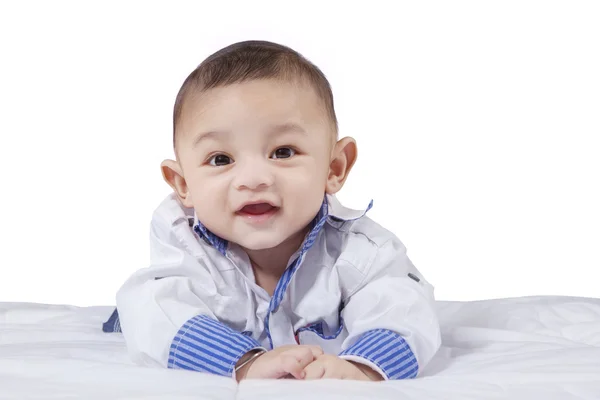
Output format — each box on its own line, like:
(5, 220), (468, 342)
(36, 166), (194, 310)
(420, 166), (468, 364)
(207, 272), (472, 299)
(325, 194), (373, 222)
(193, 195), (372, 255)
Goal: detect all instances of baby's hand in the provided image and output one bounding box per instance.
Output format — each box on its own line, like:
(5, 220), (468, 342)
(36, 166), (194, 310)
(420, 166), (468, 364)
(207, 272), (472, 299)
(237, 345), (323, 381)
(303, 354), (384, 381)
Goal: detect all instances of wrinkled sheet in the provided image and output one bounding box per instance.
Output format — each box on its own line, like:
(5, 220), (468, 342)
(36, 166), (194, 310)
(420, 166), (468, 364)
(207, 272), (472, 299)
(1, 296), (599, 399)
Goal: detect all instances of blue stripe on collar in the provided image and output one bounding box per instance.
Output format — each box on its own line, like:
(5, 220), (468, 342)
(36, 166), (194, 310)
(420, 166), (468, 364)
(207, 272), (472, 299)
(300, 197), (329, 253)
(193, 220), (229, 256)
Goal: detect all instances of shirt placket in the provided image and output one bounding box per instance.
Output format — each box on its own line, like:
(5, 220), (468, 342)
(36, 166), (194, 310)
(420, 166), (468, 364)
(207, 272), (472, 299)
(262, 203), (329, 349)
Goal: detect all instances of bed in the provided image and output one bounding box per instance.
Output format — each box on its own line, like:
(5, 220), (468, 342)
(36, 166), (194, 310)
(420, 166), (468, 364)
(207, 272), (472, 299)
(1, 295), (599, 399)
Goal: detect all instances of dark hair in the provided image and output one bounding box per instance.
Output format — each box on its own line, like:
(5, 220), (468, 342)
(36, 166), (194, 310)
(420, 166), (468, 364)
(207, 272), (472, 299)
(172, 40), (338, 148)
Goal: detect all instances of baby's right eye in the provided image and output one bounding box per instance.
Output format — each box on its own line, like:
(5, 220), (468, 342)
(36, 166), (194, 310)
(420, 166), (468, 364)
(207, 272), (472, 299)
(208, 154), (233, 166)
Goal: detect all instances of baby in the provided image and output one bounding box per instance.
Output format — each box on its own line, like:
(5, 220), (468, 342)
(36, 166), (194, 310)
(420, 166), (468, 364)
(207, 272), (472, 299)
(115, 40), (441, 382)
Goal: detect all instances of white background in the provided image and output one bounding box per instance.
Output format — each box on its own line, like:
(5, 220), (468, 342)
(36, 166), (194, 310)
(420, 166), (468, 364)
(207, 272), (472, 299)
(0, 1), (598, 306)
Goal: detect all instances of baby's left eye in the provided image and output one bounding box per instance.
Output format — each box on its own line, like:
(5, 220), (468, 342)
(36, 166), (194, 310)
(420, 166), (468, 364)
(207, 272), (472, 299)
(270, 147), (296, 159)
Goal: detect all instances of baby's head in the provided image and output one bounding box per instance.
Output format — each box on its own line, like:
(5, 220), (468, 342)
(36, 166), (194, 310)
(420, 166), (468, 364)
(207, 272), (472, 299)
(162, 40), (357, 251)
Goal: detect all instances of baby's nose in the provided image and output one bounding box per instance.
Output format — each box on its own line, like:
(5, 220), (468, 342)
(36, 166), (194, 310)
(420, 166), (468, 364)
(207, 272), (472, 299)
(233, 161), (275, 190)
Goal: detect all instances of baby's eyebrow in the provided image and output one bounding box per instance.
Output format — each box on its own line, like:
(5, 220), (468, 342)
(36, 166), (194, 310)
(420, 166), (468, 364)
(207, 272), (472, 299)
(192, 122), (306, 147)
(268, 122), (307, 137)
(192, 130), (230, 148)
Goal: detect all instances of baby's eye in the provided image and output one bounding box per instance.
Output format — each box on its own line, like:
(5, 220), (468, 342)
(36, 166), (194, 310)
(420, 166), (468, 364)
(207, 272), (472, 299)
(270, 147), (296, 159)
(208, 154), (233, 166)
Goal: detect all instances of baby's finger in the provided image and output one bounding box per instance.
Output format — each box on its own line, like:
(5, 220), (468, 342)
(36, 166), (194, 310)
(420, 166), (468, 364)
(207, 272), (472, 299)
(257, 353), (304, 380)
(322, 366), (344, 380)
(281, 347), (316, 368)
(305, 345), (324, 359)
(279, 354), (307, 379)
(303, 360), (326, 380)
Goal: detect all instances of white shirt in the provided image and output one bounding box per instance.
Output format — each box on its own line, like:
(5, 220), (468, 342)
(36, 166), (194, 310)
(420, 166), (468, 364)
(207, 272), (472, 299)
(115, 193), (441, 380)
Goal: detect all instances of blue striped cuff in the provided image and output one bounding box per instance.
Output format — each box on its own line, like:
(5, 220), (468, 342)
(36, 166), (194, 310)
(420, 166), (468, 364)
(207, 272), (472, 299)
(339, 329), (418, 380)
(168, 315), (261, 377)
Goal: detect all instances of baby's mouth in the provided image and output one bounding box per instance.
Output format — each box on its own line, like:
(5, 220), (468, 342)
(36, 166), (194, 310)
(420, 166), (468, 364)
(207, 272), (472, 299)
(238, 203), (278, 216)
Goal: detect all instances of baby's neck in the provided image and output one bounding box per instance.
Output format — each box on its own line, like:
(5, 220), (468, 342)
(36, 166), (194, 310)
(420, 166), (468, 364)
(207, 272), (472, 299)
(243, 227), (309, 296)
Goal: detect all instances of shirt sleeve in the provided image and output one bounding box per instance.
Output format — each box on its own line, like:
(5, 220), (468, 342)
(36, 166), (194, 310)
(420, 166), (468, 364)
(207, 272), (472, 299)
(115, 212), (263, 378)
(169, 314), (262, 377)
(339, 329), (418, 380)
(338, 237), (441, 380)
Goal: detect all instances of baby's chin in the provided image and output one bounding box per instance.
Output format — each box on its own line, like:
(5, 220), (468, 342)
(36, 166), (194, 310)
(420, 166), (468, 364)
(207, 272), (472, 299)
(235, 236), (285, 252)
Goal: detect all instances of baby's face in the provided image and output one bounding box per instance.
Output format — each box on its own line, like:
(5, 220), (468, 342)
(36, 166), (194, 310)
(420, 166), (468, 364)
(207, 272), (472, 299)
(175, 79), (334, 251)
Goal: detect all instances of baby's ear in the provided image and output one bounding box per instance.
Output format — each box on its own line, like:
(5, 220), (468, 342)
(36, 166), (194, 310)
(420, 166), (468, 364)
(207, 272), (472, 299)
(160, 159), (194, 208)
(326, 137), (357, 195)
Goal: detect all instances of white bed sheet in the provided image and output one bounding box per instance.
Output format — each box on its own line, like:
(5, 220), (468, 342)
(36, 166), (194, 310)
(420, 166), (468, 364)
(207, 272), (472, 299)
(1, 296), (599, 399)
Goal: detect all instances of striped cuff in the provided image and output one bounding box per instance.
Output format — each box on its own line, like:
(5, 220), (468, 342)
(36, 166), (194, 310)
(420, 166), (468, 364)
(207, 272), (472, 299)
(168, 315), (261, 377)
(339, 329), (418, 380)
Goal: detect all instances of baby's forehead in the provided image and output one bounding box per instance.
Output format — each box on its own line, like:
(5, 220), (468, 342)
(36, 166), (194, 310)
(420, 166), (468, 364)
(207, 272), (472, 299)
(179, 79), (333, 132)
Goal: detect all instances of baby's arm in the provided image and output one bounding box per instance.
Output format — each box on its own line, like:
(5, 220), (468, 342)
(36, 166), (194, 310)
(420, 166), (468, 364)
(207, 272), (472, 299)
(116, 219), (264, 379)
(336, 237), (441, 380)
(117, 270), (320, 381)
